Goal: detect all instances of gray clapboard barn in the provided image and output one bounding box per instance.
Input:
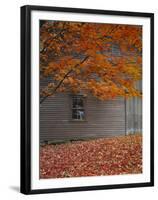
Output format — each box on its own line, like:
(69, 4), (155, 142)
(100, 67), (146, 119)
(40, 44), (142, 143)
(40, 80), (142, 143)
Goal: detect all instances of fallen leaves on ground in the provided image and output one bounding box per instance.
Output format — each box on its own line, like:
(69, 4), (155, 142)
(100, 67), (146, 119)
(40, 134), (142, 178)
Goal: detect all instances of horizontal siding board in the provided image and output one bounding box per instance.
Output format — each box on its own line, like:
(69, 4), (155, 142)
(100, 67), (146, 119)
(125, 80), (142, 134)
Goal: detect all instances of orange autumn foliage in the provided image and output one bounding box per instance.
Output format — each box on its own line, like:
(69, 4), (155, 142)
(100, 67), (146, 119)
(40, 21), (142, 103)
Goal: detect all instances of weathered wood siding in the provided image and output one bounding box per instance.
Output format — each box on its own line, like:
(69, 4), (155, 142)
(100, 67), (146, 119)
(125, 81), (142, 134)
(40, 93), (126, 142)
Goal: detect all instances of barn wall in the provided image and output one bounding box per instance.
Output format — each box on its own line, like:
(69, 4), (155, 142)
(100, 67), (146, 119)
(40, 93), (126, 142)
(125, 81), (142, 134)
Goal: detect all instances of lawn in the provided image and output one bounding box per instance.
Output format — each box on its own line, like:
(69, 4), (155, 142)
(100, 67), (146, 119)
(40, 134), (142, 178)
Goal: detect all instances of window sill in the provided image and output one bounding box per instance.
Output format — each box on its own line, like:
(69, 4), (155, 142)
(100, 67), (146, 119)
(69, 119), (87, 122)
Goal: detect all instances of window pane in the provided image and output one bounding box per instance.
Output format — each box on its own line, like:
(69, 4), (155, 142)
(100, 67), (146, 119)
(72, 109), (85, 120)
(72, 97), (78, 108)
(77, 109), (85, 120)
(72, 96), (84, 108)
(72, 109), (78, 119)
(77, 98), (83, 108)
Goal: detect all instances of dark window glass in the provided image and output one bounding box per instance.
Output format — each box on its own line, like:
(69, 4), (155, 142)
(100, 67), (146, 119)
(72, 96), (85, 120)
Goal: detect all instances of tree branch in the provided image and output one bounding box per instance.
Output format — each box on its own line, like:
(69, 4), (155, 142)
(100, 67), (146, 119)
(40, 23), (66, 54)
(40, 55), (90, 104)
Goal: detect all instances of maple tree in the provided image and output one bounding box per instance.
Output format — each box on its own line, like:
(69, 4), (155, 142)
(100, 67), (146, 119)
(40, 21), (142, 104)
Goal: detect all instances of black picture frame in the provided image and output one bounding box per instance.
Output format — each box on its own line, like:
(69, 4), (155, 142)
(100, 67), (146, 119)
(20, 5), (154, 195)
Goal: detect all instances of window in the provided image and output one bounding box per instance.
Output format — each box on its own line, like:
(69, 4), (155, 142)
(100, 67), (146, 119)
(72, 95), (85, 120)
